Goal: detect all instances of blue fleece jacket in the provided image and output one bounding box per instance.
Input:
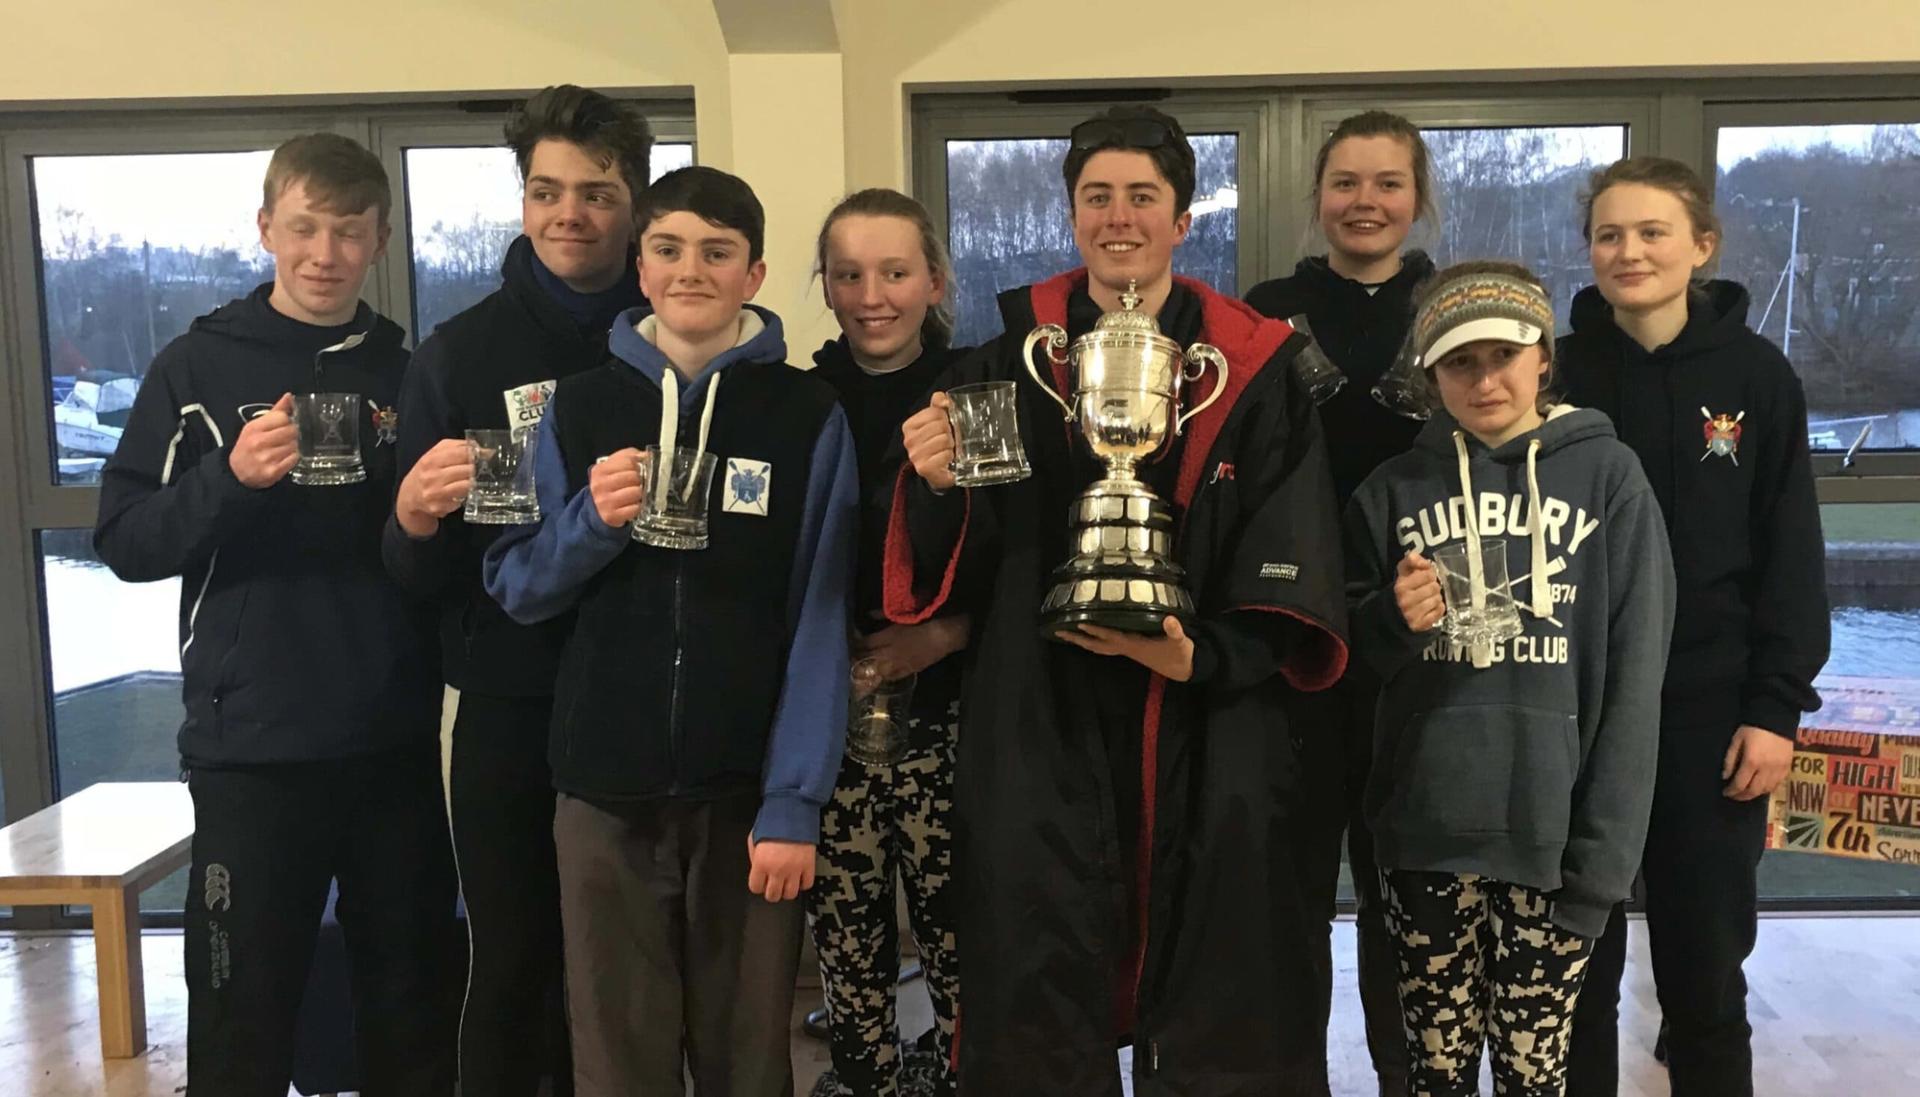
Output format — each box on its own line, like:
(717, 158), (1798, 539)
(483, 305), (858, 845)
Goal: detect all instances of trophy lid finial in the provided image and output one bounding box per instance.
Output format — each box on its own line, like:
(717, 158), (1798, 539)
(1096, 278), (1160, 335)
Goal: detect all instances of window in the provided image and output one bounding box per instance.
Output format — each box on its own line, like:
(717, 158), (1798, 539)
(31, 151), (276, 486)
(404, 141), (694, 339)
(1758, 502), (1920, 901)
(1712, 121), (1920, 454)
(1421, 125), (1628, 327)
(0, 101), (694, 930)
(913, 94), (1268, 347)
(39, 528), (187, 911)
(942, 134), (1238, 345)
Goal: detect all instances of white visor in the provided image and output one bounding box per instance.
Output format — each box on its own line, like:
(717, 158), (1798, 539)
(1424, 317), (1544, 367)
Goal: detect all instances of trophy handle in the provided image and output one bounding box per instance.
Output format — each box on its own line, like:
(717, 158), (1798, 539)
(1022, 325), (1074, 420)
(1177, 343), (1229, 435)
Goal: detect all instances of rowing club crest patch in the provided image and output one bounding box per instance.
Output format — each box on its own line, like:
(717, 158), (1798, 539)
(1701, 406), (1744, 465)
(724, 457), (771, 516)
(368, 401), (399, 446)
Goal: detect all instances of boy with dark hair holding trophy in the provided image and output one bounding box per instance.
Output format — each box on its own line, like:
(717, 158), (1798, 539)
(889, 105), (1350, 1095)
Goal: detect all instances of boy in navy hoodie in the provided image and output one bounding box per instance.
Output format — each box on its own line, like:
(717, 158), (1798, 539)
(385, 84), (653, 1097)
(485, 165), (858, 1097)
(94, 134), (455, 1095)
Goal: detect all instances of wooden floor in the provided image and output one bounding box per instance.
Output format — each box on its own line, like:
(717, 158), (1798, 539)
(1, 915), (1914, 1096)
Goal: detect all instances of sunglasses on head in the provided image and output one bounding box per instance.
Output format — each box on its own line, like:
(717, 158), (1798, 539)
(1069, 116), (1178, 153)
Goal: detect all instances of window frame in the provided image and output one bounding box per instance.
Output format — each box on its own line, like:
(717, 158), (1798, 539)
(912, 90), (1281, 312)
(370, 104), (696, 345)
(1704, 97), (1920, 485)
(911, 77), (1920, 913)
(0, 95), (692, 931)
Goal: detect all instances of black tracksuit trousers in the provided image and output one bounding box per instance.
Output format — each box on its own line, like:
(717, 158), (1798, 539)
(184, 747), (459, 1097)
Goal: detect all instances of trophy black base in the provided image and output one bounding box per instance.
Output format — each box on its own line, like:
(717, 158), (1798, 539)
(1039, 482), (1196, 639)
(1043, 601), (1186, 637)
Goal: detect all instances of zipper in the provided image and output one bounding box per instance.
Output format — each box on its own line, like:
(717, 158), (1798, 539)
(667, 555), (688, 794)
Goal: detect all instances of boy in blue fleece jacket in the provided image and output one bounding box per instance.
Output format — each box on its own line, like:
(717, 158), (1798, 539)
(484, 166), (858, 1096)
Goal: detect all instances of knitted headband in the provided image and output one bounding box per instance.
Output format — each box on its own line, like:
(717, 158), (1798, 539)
(1414, 272), (1555, 367)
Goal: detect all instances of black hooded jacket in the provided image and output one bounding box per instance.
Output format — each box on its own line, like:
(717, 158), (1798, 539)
(1244, 251), (1434, 506)
(886, 270), (1349, 1096)
(94, 285), (437, 766)
(1557, 280), (1829, 735)
(381, 235), (643, 697)
(810, 336), (970, 747)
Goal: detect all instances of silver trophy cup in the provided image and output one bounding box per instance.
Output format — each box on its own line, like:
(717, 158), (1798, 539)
(1023, 281), (1226, 635)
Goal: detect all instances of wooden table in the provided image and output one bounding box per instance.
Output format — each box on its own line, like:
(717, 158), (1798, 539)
(0, 781), (194, 1058)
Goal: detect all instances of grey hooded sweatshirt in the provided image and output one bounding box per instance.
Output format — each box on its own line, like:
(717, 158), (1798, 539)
(1344, 404), (1676, 937)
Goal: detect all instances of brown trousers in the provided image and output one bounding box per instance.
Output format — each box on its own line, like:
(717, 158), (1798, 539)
(554, 792), (804, 1097)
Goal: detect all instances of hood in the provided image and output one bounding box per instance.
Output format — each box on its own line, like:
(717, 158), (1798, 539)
(1291, 248), (1435, 297)
(1413, 402), (1617, 463)
(191, 283), (406, 390)
(607, 303), (789, 515)
(1412, 404), (1617, 660)
(1568, 279), (1752, 357)
(193, 283), (405, 354)
(501, 234), (647, 338)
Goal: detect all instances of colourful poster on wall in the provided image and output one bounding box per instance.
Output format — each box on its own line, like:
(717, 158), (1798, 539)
(1766, 675), (1920, 865)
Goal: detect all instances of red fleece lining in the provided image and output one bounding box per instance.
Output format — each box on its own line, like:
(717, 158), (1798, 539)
(881, 463), (971, 625)
(1122, 675), (1168, 1033)
(1030, 271), (1084, 450)
(1024, 272), (1306, 1032)
(1230, 603), (1351, 692)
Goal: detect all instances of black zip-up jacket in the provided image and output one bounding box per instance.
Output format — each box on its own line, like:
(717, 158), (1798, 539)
(94, 285), (437, 766)
(886, 270), (1349, 1095)
(382, 235), (643, 697)
(1558, 280), (1829, 735)
(1244, 251), (1434, 506)
(809, 336), (969, 749)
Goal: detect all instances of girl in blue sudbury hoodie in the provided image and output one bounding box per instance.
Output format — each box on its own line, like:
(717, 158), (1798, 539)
(1344, 262), (1676, 1097)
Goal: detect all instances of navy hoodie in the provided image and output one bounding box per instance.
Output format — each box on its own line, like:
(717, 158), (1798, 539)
(382, 235), (644, 697)
(1346, 405), (1677, 936)
(1558, 281), (1830, 736)
(484, 306), (858, 845)
(94, 285), (437, 767)
(1244, 251), (1434, 505)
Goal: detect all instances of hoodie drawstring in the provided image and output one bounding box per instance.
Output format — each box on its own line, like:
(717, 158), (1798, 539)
(1451, 430), (1554, 667)
(1525, 438), (1551, 619)
(1451, 432), (1493, 669)
(1451, 431), (1487, 613)
(655, 369), (721, 510)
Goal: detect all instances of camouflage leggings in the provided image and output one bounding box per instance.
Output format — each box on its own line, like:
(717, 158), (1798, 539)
(806, 715), (959, 1097)
(1382, 871), (1595, 1097)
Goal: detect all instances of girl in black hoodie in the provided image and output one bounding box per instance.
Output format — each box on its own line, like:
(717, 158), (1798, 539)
(806, 189), (970, 1097)
(1243, 110), (1436, 1095)
(1558, 158), (1830, 1097)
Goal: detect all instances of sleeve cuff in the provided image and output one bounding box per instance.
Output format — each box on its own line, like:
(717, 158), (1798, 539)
(753, 793), (822, 846)
(1741, 694), (1804, 739)
(1547, 893), (1614, 939)
(1185, 622), (1220, 685)
(578, 497), (634, 547)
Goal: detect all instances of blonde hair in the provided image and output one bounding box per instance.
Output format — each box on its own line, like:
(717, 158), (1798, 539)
(814, 188), (956, 348)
